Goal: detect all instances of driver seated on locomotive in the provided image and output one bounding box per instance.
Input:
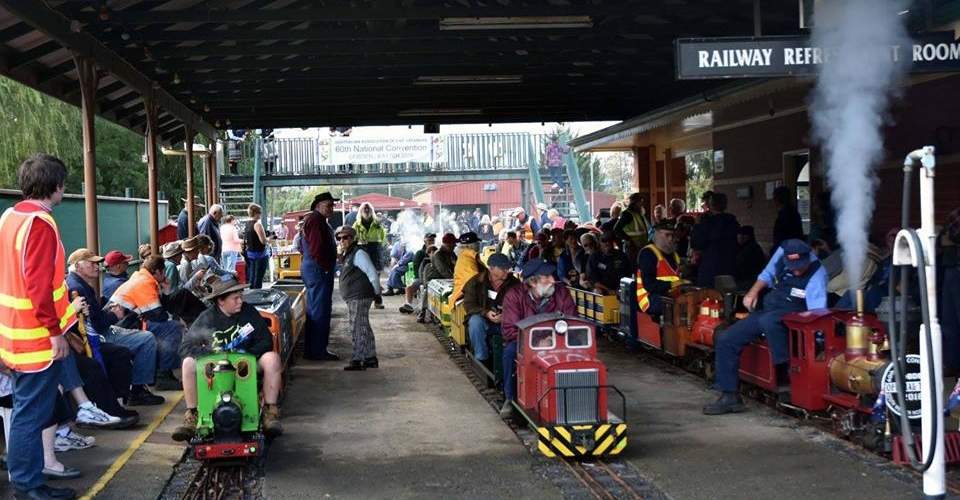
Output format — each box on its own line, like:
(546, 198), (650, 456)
(636, 220), (684, 317)
(500, 258), (577, 419)
(172, 272), (283, 442)
(704, 239), (828, 415)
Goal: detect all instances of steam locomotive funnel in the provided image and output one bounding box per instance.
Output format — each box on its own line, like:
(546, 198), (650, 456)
(845, 290), (870, 359)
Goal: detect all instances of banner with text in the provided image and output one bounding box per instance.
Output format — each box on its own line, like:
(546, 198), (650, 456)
(317, 136), (446, 165)
(675, 32), (960, 80)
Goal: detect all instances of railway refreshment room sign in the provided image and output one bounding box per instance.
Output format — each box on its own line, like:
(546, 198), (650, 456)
(675, 33), (960, 79)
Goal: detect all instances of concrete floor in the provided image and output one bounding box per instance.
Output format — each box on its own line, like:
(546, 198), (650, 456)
(0, 389), (185, 500)
(264, 298), (563, 500)
(598, 340), (924, 499)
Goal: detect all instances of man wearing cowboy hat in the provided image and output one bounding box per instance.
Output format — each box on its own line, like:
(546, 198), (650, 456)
(300, 192), (341, 361)
(172, 271), (283, 441)
(178, 236), (231, 294)
(159, 240), (207, 324)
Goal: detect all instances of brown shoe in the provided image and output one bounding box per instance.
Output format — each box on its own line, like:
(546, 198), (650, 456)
(263, 404), (283, 437)
(172, 409), (198, 442)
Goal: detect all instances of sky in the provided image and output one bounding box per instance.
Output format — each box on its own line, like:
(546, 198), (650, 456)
(274, 121), (620, 139)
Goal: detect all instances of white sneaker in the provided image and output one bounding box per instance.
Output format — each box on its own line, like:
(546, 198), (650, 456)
(54, 430), (95, 452)
(76, 403), (122, 427)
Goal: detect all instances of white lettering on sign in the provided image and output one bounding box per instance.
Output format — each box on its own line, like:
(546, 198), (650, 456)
(784, 47), (825, 66)
(912, 43), (960, 62)
(697, 48), (773, 68)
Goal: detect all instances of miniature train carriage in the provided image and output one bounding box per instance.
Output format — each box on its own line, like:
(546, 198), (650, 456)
(193, 352), (263, 460)
(514, 313), (627, 458)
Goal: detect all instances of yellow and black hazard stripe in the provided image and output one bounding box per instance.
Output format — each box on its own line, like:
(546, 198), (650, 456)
(536, 423), (627, 458)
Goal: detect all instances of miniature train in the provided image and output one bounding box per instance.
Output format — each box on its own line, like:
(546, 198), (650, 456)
(427, 284), (628, 458)
(191, 286), (306, 461)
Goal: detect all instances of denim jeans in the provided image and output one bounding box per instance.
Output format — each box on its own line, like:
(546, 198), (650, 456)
(503, 340), (518, 402)
(104, 326), (158, 385)
(468, 314), (499, 361)
(714, 310), (790, 392)
(246, 256), (268, 289)
(302, 262), (335, 358)
(221, 250), (241, 273)
(147, 319), (185, 371)
(548, 165), (566, 190)
(9, 361), (62, 491)
(58, 352), (84, 393)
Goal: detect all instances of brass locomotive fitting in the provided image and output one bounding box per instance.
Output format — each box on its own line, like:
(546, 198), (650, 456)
(828, 353), (888, 395)
(845, 289), (870, 358)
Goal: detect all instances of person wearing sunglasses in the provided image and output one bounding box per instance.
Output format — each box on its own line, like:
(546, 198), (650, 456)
(335, 226), (380, 371)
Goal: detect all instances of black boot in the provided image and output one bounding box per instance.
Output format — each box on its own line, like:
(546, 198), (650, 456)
(343, 360), (365, 371)
(153, 371), (181, 392)
(127, 385), (165, 406)
(364, 357), (379, 368)
(703, 392), (746, 415)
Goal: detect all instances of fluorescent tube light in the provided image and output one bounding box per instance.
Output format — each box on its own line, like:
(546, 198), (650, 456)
(439, 16), (593, 31)
(397, 108), (484, 117)
(414, 75), (523, 85)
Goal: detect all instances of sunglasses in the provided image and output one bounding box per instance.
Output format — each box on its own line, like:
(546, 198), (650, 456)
(336, 235), (353, 241)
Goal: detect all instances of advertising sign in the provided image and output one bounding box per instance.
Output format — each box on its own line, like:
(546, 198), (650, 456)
(317, 136), (446, 165)
(882, 354), (922, 420)
(675, 32), (960, 80)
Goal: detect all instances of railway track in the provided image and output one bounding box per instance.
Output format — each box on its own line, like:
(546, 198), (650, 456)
(425, 319), (666, 500)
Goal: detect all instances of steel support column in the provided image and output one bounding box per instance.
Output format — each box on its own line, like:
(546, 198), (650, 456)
(145, 96), (160, 253)
(74, 54), (99, 256)
(185, 126), (196, 238)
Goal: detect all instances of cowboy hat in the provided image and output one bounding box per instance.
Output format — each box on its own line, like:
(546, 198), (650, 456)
(197, 270), (248, 302)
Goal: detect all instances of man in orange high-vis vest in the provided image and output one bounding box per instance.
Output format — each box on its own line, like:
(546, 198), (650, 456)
(0, 154), (79, 499)
(636, 221), (684, 316)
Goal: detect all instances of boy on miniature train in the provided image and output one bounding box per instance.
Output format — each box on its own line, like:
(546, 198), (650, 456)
(172, 271), (284, 442)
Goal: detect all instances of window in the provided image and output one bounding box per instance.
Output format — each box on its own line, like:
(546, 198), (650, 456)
(566, 327), (592, 348)
(530, 328), (556, 350)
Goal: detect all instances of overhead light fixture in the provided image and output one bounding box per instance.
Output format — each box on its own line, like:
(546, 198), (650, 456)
(439, 16), (592, 30)
(397, 108), (483, 117)
(413, 75), (522, 85)
(173, 73), (181, 84)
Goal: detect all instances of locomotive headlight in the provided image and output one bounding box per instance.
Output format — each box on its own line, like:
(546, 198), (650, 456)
(221, 392), (233, 404)
(555, 320), (568, 334)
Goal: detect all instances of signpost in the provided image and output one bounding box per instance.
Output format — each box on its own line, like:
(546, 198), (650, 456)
(675, 32), (960, 80)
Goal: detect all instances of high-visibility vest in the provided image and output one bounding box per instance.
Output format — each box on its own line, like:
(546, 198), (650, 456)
(621, 210), (649, 246)
(0, 208), (77, 372)
(636, 244), (680, 312)
(109, 268), (162, 315)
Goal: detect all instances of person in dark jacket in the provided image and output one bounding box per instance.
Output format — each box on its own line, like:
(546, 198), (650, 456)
(301, 193), (340, 361)
(772, 186), (804, 252)
(734, 226), (767, 291)
(556, 230), (585, 287)
(197, 204), (224, 263)
(587, 232), (633, 295)
(496, 231), (527, 266)
(463, 253), (521, 362)
(690, 192), (740, 288)
(336, 226), (381, 371)
(101, 250), (133, 301)
(172, 271), (283, 442)
(177, 197), (202, 240)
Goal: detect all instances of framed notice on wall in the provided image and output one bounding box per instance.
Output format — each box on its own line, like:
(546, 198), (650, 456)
(713, 149), (725, 174)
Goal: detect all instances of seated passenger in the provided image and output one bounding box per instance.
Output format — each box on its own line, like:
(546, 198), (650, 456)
(400, 233), (435, 315)
(556, 230), (584, 287)
(704, 239), (828, 415)
(577, 232), (599, 290)
(451, 232), (483, 303)
(500, 258), (577, 418)
(385, 244), (414, 297)
(179, 236), (231, 293)
(463, 253), (521, 363)
(172, 273), (283, 441)
(66, 249), (164, 406)
(415, 245), (439, 323)
(587, 231), (633, 295)
(496, 231), (527, 266)
(734, 226), (766, 291)
(636, 221), (683, 316)
(109, 255), (185, 391)
(101, 250), (133, 301)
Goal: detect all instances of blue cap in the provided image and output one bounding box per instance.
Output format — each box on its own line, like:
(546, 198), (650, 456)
(486, 253), (512, 270)
(781, 239), (812, 270)
(521, 258), (556, 279)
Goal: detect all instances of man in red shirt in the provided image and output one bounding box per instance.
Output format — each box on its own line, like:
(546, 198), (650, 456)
(0, 154), (78, 500)
(300, 192), (340, 361)
(500, 258), (576, 418)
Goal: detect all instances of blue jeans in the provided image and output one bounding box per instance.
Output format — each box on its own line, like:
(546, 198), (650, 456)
(468, 314), (499, 361)
(246, 256), (268, 289)
(104, 326), (158, 385)
(503, 340), (518, 402)
(387, 266), (405, 290)
(548, 165), (566, 190)
(9, 361), (62, 491)
(58, 353), (84, 392)
(147, 319), (184, 371)
(303, 262), (335, 358)
(221, 251), (241, 273)
(714, 310), (790, 392)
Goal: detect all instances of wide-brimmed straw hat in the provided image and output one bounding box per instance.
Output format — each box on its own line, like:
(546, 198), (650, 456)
(162, 241), (184, 259)
(197, 270), (248, 302)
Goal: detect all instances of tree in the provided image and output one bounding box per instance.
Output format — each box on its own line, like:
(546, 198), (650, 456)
(548, 125), (608, 194)
(685, 151), (714, 210)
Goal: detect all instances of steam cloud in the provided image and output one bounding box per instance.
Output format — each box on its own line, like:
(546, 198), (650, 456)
(810, 0), (912, 287)
(391, 209), (426, 252)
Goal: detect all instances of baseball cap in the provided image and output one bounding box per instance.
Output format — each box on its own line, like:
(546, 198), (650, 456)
(521, 258), (556, 279)
(487, 253), (511, 270)
(104, 250), (133, 267)
(441, 233), (457, 246)
(458, 232), (480, 244)
(781, 239), (812, 270)
(68, 248), (104, 267)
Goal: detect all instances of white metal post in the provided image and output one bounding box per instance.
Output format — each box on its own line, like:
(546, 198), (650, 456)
(590, 159), (595, 219)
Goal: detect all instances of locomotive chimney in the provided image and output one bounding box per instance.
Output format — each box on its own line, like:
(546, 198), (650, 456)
(855, 288), (865, 317)
(845, 289), (869, 358)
